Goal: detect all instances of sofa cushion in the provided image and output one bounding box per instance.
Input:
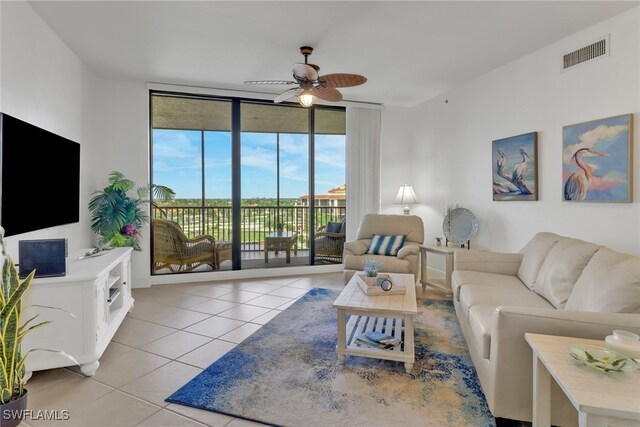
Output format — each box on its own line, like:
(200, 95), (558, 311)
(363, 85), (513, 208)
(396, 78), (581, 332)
(517, 232), (562, 290)
(454, 251), (523, 276)
(326, 222), (342, 233)
(468, 305), (496, 360)
(451, 270), (528, 301)
(565, 248), (640, 313)
(459, 285), (553, 317)
(534, 238), (601, 309)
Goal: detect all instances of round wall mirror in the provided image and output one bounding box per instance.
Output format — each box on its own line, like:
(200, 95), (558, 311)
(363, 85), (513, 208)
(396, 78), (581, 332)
(443, 208), (478, 246)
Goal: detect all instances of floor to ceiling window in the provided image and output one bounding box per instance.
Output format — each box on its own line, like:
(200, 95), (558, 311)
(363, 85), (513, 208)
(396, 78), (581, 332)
(150, 92), (345, 275)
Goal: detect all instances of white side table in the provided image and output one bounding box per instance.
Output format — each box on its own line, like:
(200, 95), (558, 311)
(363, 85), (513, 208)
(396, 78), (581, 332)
(419, 244), (485, 293)
(525, 333), (640, 427)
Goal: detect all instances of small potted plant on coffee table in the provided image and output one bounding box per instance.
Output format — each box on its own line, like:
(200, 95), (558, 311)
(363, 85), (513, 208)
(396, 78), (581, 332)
(362, 259), (384, 286)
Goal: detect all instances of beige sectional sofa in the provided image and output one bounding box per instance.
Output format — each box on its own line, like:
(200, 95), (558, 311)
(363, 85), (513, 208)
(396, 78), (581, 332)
(452, 232), (640, 424)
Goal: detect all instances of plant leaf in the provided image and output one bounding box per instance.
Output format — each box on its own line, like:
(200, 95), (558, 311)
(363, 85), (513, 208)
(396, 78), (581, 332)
(26, 305), (77, 319)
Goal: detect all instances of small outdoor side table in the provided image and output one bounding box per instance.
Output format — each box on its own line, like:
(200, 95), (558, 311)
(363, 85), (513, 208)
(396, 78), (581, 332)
(264, 231), (298, 264)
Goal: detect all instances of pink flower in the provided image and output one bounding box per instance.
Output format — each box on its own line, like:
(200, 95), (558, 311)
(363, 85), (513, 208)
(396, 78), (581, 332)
(121, 223), (138, 237)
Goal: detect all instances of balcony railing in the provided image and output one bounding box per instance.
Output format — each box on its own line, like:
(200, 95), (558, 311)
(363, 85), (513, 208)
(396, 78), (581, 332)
(152, 205), (346, 251)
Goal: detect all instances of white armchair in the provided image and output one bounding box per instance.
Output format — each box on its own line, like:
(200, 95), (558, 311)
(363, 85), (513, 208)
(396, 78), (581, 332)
(343, 214), (424, 283)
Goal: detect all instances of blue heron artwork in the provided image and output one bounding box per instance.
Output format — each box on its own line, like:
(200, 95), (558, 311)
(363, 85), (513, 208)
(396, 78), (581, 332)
(563, 114), (632, 202)
(492, 132), (538, 201)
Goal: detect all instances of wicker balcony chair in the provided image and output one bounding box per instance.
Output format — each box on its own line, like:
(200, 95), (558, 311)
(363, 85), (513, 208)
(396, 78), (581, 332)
(153, 219), (230, 273)
(216, 240), (232, 269)
(313, 217), (346, 263)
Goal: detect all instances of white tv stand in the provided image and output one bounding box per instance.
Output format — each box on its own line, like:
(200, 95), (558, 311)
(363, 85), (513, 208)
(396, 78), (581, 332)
(22, 247), (134, 378)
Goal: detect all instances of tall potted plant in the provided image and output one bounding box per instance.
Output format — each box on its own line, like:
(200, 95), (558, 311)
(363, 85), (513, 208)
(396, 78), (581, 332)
(89, 171), (174, 250)
(0, 229), (79, 426)
(0, 229), (45, 425)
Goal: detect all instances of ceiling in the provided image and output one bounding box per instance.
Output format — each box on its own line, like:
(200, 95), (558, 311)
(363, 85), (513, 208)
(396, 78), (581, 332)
(29, 1), (637, 107)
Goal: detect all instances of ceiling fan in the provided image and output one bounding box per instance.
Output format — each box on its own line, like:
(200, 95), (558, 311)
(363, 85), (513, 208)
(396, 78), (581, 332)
(244, 46), (367, 107)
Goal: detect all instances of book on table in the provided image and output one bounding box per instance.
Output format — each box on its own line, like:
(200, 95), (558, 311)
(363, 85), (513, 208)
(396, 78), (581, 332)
(354, 331), (401, 349)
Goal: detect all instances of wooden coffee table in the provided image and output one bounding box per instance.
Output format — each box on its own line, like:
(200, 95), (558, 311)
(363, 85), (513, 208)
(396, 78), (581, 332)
(333, 273), (418, 373)
(264, 231), (298, 264)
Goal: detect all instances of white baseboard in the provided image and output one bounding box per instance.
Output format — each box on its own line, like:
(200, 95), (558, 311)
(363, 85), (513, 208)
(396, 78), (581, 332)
(135, 263), (343, 288)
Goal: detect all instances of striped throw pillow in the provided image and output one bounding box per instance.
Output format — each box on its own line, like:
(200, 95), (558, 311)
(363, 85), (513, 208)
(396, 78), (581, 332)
(366, 235), (407, 256)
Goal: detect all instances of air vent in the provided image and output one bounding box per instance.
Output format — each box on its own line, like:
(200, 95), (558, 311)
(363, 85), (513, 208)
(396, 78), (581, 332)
(563, 38), (608, 70)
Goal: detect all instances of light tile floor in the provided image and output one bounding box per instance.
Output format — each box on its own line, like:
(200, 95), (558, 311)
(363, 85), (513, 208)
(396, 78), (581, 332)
(23, 273), (445, 427)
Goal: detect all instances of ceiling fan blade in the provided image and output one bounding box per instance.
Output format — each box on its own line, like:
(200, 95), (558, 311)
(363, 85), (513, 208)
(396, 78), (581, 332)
(311, 86), (342, 102)
(319, 73), (367, 88)
(274, 87), (303, 104)
(292, 63), (319, 82)
(244, 80), (297, 85)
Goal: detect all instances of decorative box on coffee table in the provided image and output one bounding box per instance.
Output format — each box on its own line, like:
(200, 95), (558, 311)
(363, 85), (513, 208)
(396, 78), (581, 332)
(355, 272), (406, 295)
(333, 273), (417, 373)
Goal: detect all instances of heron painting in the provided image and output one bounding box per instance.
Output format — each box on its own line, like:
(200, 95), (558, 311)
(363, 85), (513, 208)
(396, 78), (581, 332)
(492, 132), (538, 201)
(563, 114), (633, 202)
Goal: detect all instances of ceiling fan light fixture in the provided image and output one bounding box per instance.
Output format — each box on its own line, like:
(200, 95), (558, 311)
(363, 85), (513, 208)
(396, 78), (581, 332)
(245, 46), (367, 106)
(297, 92), (316, 108)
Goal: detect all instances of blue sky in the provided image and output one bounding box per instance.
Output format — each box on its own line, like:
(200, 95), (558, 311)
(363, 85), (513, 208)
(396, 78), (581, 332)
(153, 129), (345, 199)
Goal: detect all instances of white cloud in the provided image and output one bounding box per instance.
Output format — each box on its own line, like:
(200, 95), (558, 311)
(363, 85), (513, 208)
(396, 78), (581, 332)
(280, 163), (307, 182)
(241, 147), (276, 170)
(153, 132), (200, 160)
(564, 124), (627, 162)
(601, 170), (626, 183)
(153, 156), (201, 173)
(316, 152), (345, 167)
(204, 159), (231, 168)
(279, 134), (308, 155)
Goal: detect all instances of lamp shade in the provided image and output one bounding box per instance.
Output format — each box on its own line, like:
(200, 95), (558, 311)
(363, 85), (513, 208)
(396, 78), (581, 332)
(394, 185), (417, 204)
(394, 185), (417, 215)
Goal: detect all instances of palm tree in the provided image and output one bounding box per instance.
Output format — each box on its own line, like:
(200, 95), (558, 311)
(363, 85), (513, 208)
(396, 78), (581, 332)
(89, 171), (175, 250)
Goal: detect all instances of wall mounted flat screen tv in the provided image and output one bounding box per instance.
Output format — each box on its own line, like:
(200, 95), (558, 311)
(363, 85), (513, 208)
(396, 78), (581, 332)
(0, 113), (80, 237)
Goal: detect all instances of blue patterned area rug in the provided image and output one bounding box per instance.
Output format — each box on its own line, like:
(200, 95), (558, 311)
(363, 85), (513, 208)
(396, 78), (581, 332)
(167, 288), (495, 427)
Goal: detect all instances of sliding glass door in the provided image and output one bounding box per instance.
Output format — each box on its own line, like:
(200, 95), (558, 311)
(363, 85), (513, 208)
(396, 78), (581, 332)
(240, 102), (309, 268)
(150, 92), (345, 275)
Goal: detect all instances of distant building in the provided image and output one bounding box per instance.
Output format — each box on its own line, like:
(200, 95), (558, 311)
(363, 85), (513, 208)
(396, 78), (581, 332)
(297, 184), (346, 207)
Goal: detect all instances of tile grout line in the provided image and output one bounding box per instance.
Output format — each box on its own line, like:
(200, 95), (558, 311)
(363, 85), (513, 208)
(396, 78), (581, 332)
(28, 274), (340, 427)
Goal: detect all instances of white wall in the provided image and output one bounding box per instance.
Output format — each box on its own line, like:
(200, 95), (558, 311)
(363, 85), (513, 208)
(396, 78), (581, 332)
(0, 1), (95, 258)
(84, 78), (152, 286)
(381, 7), (640, 262)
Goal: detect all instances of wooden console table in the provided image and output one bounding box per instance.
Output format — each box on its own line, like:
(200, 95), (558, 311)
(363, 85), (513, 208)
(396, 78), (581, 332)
(264, 231), (298, 263)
